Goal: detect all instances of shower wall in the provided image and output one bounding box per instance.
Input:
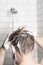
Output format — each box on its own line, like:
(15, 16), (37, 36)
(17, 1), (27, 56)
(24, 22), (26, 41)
(0, 0), (14, 65)
(37, 0), (43, 63)
(0, 0), (37, 65)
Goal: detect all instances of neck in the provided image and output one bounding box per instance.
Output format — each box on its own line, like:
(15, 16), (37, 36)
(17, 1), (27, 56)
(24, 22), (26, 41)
(22, 52), (41, 65)
(24, 52), (35, 63)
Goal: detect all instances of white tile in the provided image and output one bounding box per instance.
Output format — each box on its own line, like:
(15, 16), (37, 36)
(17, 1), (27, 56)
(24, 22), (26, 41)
(37, 27), (43, 36)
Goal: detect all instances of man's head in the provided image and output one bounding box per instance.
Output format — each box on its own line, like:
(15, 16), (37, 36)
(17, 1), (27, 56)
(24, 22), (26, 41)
(8, 27), (34, 54)
(8, 27), (35, 65)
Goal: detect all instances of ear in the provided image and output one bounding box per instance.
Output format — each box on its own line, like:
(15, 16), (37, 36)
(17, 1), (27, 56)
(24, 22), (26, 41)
(11, 45), (22, 64)
(15, 50), (23, 64)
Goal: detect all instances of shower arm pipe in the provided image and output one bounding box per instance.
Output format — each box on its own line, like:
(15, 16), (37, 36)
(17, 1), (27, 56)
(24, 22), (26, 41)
(10, 8), (18, 32)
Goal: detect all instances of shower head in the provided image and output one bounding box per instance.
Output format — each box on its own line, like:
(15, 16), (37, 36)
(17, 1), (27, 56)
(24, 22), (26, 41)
(10, 8), (18, 14)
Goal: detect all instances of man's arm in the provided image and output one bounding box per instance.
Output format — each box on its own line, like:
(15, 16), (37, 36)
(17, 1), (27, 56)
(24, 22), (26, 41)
(35, 36), (43, 48)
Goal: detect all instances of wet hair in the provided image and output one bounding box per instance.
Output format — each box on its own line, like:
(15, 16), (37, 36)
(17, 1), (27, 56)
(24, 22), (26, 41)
(8, 27), (34, 54)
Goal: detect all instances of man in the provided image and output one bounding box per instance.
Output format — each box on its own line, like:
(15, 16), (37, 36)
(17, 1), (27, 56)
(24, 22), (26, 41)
(8, 27), (42, 65)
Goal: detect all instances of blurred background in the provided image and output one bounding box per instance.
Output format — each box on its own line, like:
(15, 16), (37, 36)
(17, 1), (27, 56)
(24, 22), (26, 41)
(0, 0), (43, 65)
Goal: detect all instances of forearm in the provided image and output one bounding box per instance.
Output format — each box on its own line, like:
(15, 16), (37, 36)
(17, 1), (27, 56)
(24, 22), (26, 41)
(35, 36), (43, 48)
(0, 48), (5, 65)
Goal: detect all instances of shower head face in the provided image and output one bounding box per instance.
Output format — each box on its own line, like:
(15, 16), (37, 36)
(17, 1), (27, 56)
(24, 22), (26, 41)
(10, 8), (18, 14)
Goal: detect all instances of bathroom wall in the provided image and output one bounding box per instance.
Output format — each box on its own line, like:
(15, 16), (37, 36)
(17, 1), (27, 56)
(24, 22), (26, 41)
(37, 0), (43, 63)
(0, 0), (14, 65)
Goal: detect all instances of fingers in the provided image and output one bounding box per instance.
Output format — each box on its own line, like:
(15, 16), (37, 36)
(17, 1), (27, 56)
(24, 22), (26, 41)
(3, 32), (12, 50)
(34, 36), (43, 48)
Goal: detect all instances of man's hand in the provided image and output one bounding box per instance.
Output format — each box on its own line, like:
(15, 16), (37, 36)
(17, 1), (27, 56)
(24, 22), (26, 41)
(35, 36), (43, 48)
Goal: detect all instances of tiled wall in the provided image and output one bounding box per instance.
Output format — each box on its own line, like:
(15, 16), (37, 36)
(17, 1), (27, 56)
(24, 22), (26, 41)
(8, 0), (37, 33)
(0, 0), (37, 65)
(37, 0), (43, 62)
(0, 0), (12, 34)
(0, 0), (14, 65)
